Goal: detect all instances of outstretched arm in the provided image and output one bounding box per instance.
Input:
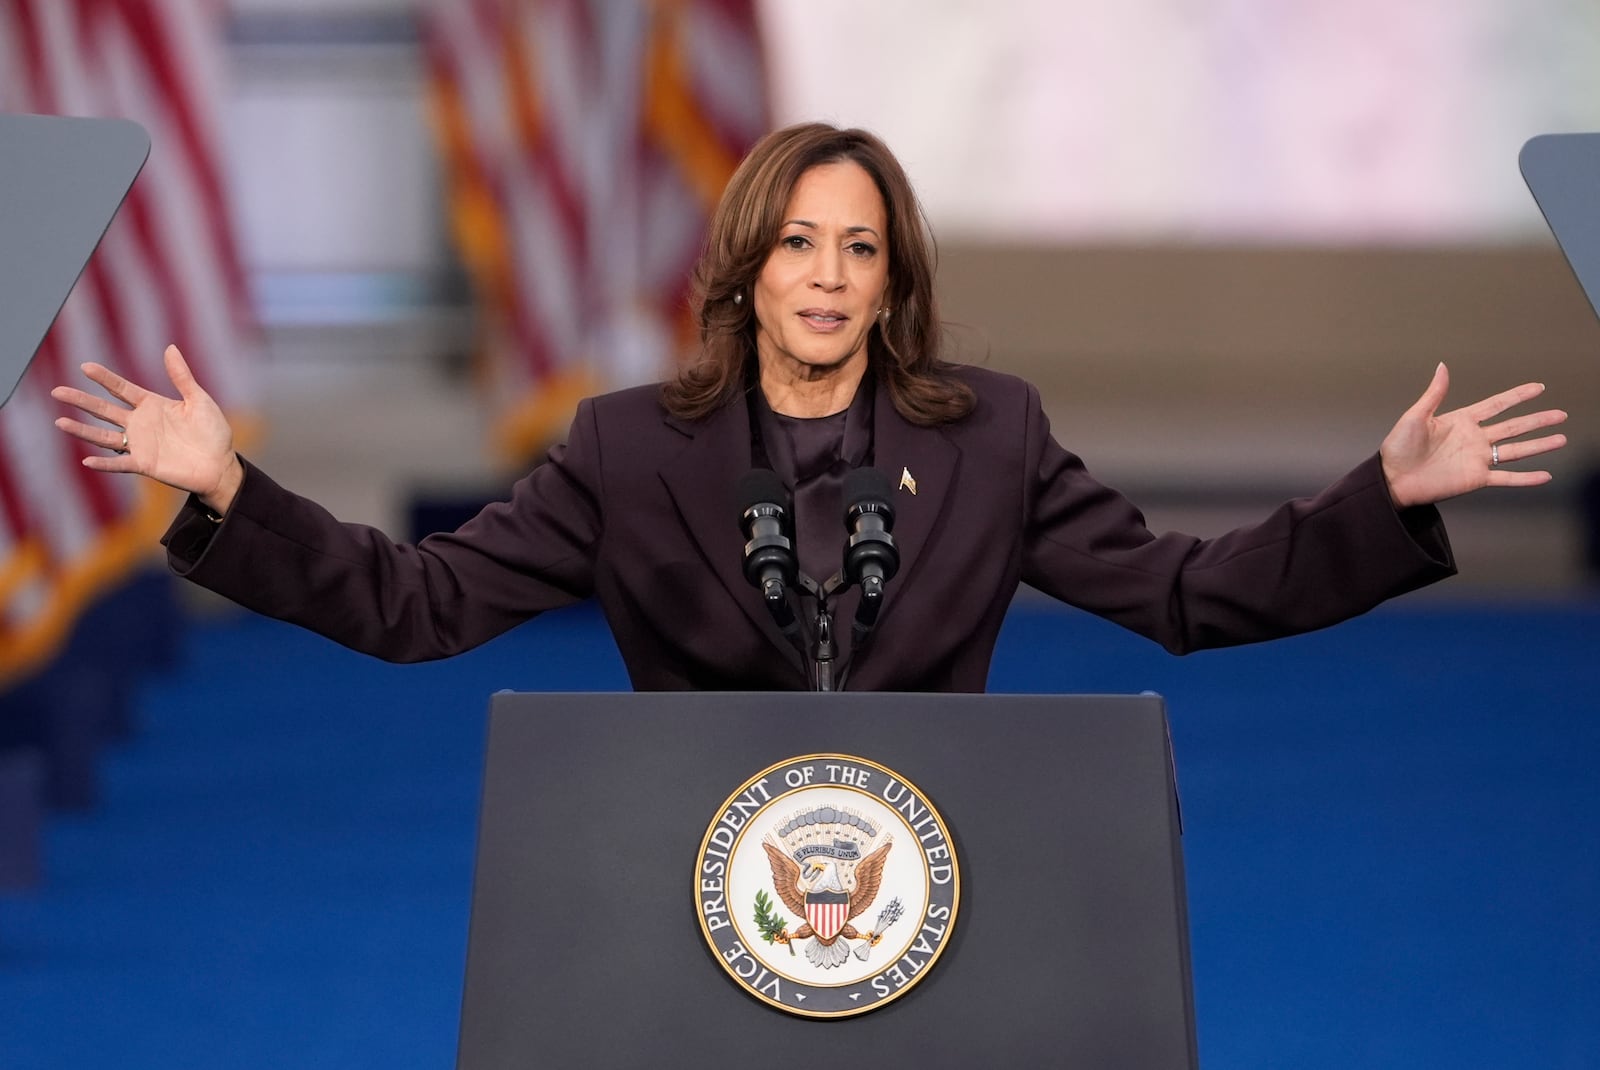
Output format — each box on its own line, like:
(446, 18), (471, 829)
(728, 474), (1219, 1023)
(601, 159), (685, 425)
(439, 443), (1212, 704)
(50, 344), (244, 514)
(1381, 363), (1567, 509)
(52, 343), (601, 663)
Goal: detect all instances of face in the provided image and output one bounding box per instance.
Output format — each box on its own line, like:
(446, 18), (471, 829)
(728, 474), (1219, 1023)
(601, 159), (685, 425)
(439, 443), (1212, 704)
(752, 160), (890, 384)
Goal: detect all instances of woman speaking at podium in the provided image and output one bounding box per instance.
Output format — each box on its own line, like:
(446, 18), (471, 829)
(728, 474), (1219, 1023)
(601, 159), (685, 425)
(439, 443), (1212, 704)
(51, 123), (1568, 691)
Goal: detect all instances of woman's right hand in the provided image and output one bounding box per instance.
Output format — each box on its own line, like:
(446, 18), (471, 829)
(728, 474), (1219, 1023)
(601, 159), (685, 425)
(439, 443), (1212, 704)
(51, 344), (244, 515)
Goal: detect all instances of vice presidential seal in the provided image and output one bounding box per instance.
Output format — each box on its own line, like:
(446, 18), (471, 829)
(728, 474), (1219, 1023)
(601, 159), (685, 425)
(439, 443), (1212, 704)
(695, 754), (960, 1018)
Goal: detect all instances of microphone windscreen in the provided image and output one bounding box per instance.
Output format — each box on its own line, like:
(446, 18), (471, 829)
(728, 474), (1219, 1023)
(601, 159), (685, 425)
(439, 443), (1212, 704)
(737, 468), (789, 512)
(843, 466), (893, 509)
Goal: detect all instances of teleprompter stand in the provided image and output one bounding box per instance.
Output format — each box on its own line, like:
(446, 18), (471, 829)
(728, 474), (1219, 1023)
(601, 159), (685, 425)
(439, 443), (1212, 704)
(0, 113), (149, 407)
(456, 693), (1198, 1069)
(1521, 133), (1600, 328)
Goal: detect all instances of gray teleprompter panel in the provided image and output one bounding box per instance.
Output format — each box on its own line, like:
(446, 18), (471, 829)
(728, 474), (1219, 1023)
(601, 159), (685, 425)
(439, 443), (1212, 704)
(458, 692), (1197, 1070)
(0, 113), (149, 407)
(1522, 133), (1600, 329)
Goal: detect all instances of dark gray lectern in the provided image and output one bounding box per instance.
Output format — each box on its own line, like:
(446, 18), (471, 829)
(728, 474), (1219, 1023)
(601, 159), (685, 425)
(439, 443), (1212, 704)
(0, 113), (149, 407)
(458, 693), (1197, 1069)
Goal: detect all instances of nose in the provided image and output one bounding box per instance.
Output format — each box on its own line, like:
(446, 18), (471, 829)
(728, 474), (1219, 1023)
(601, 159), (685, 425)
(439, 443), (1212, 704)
(811, 245), (845, 291)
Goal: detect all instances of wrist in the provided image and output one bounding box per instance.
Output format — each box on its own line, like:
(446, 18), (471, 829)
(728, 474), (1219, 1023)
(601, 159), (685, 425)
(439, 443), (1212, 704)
(200, 453), (244, 516)
(1382, 466), (1412, 511)
(1385, 474), (1424, 511)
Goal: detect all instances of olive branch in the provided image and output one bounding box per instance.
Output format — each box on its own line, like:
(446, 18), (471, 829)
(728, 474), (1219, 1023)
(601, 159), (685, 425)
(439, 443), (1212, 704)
(753, 889), (796, 956)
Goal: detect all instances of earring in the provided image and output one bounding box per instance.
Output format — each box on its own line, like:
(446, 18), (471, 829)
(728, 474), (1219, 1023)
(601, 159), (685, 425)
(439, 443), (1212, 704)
(733, 292), (743, 306)
(878, 307), (890, 319)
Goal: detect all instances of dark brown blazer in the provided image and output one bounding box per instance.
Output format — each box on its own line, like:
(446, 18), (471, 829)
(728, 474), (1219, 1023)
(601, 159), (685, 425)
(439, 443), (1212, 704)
(163, 365), (1455, 690)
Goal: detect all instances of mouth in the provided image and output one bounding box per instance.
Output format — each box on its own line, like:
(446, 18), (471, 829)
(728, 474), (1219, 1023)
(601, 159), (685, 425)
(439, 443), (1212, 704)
(798, 309), (848, 331)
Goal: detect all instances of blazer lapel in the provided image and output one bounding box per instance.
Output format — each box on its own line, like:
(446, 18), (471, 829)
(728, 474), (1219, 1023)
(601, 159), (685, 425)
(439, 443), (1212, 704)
(868, 382), (960, 633)
(659, 391), (808, 676)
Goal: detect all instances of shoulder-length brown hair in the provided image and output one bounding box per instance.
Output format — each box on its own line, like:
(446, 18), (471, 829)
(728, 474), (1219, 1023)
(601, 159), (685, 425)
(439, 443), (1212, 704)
(662, 122), (974, 426)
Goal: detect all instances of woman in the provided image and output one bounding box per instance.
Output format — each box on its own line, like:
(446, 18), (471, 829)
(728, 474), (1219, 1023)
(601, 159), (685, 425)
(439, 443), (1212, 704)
(51, 123), (1567, 691)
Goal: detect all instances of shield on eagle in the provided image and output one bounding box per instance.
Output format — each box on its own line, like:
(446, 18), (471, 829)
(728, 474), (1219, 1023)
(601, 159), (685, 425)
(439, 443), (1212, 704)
(805, 891), (850, 941)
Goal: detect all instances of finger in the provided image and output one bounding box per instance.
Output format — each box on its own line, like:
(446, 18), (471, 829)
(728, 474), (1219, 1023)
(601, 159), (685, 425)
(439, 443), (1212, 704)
(1406, 362), (1450, 419)
(1494, 433), (1568, 464)
(80, 361), (151, 407)
(1463, 381), (1545, 423)
(54, 416), (128, 452)
(1485, 469), (1553, 488)
(79, 453), (139, 475)
(1483, 408), (1568, 442)
(50, 385), (132, 425)
(163, 344), (204, 403)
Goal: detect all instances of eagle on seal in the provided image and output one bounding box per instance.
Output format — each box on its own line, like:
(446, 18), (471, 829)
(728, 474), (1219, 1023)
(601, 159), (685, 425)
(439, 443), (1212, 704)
(762, 809), (893, 969)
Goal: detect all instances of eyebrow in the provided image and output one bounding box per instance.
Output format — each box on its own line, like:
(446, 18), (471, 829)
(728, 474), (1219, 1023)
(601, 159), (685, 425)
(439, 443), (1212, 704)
(783, 219), (883, 240)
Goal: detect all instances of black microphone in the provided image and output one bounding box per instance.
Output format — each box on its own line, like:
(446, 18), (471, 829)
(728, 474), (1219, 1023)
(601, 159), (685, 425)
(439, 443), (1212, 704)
(737, 469), (799, 638)
(842, 467), (899, 643)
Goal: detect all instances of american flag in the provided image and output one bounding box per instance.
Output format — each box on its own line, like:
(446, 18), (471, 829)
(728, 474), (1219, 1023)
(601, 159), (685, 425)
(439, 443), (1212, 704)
(0, 0), (256, 684)
(420, 0), (767, 460)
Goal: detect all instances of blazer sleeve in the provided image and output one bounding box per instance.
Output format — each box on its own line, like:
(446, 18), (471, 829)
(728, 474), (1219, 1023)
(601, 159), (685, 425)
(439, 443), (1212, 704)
(1017, 383), (1456, 654)
(161, 398), (607, 662)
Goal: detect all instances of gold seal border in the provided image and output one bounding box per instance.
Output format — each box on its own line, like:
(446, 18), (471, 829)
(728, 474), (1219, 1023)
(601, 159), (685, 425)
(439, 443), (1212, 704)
(693, 752), (962, 1020)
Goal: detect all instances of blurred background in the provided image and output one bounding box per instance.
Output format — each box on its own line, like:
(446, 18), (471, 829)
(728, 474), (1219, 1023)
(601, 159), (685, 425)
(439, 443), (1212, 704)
(2, 1), (1599, 1067)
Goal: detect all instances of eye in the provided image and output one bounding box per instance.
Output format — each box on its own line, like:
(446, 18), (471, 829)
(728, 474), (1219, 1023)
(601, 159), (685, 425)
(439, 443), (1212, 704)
(847, 240), (878, 258)
(780, 234), (811, 251)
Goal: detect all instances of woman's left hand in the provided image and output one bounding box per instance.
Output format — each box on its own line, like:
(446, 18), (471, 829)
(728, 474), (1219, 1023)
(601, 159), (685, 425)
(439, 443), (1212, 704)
(1381, 363), (1568, 509)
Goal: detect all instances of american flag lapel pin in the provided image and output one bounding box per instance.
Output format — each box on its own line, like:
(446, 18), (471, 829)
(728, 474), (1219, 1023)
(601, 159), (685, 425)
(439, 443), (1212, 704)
(898, 466), (917, 495)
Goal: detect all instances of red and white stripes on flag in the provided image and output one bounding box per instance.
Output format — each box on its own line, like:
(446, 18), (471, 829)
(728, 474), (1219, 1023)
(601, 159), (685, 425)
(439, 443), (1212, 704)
(806, 894), (849, 942)
(0, 0), (256, 684)
(421, 0), (767, 461)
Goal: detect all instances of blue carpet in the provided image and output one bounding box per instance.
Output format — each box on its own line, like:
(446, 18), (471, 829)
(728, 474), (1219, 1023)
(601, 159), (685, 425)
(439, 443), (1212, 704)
(2, 597), (1597, 1068)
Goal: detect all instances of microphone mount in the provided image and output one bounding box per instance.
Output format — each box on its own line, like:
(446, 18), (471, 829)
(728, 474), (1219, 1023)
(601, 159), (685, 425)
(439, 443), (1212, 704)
(736, 466), (901, 693)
